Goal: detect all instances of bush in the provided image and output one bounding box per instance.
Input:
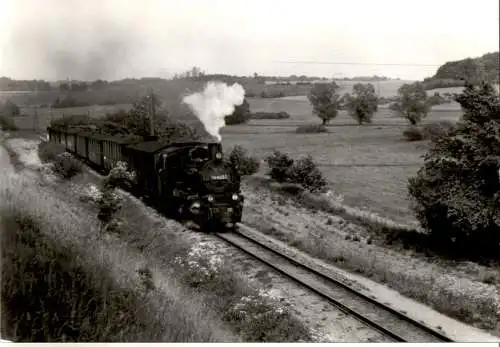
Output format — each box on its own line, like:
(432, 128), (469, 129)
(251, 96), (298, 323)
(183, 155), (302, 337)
(265, 150), (327, 193)
(426, 94), (451, 107)
(0, 100), (20, 117)
(402, 126), (424, 141)
(265, 150), (294, 183)
(98, 162), (135, 230)
(422, 121), (455, 141)
(102, 161), (136, 190)
(0, 115), (18, 131)
(37, 141), (66, 163)
(50, 114), (93, 129)
(276, 183), (305, 195)
(52, 95), (90, 108)
(388, 102), (400, 111)
(97, 189), (123, 225)
(422, 78), (465, 90)
(259, 91), (286, 98)
(104, 109), (129, 123)
(227, 146), (260, 176)
(250, 112), (290, 120)
(378, 97), (389, 105)
(295, 124), (328, 133)
(224, 99), (251, 125)
(53, 152), (82, 179)
(408, 82), (500, 259)
(287, 155), (327, 193)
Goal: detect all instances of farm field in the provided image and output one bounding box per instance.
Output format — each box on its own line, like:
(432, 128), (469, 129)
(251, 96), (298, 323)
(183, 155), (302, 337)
(221, 94), (464, 224)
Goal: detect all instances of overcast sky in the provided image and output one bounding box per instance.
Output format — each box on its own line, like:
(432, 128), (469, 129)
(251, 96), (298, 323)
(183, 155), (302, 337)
(0, 0), (498, 81)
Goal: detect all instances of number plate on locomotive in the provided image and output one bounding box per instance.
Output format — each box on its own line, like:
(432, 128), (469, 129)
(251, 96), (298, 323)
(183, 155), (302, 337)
(210, 174), (229, 180)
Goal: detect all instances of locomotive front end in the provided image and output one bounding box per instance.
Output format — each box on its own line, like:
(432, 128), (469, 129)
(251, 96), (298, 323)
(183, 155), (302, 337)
(190, 146), (244, 230)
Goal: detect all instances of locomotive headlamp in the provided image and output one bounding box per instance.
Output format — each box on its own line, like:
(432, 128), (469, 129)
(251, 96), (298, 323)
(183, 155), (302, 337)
(207, 195), (214, 202)
(215, 152), (222, 160)
(189, 202), (201, 214)
(232, 194), (238, 201)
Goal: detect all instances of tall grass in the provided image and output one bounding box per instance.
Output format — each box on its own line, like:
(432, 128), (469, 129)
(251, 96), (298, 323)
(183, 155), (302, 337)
(0, 162), (237, 342)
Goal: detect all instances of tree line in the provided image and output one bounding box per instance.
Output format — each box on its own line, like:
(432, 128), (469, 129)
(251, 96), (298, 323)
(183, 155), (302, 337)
(305, 80), (457, 127)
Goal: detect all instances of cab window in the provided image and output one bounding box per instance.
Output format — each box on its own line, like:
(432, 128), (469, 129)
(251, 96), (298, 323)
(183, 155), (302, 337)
(189, 146), (209, 162)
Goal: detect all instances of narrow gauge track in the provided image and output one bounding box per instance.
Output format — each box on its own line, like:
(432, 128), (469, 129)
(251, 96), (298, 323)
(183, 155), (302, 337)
(214, 225), (454, 342)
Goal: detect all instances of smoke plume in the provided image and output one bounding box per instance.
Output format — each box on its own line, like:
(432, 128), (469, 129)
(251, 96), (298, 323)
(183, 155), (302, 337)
(182, 82), (245, 141)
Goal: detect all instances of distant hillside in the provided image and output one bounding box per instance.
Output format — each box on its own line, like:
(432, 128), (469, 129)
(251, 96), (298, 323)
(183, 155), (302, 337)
(423, 52), (499, 89)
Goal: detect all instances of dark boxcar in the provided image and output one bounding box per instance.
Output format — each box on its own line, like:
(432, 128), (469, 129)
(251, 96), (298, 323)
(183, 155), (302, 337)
(56, 131), (63, 145)
(49, 128), (63, 145)
(102, 138), (128, 170)
(65, 130), (77, 153)
(122, 140), (162, 197)
(75, 132), (89, 159)
(87, 135), (105, 167)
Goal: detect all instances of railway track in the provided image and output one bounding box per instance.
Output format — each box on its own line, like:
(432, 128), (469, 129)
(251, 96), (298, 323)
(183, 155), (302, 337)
(214, 224), (454, 342)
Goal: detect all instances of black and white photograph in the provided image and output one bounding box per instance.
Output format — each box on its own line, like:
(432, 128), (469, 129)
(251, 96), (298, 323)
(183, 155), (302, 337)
(0, 0), (499, 343)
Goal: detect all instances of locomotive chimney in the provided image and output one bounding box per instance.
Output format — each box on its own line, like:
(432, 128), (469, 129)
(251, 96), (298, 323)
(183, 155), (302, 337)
(209, 142), (223, 161)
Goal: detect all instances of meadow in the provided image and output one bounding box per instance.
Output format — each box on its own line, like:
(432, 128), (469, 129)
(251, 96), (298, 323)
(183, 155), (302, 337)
(222, 86), (464, 224)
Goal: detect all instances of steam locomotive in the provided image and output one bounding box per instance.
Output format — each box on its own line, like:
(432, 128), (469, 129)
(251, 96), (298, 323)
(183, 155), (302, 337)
(46, 126), (244, 231)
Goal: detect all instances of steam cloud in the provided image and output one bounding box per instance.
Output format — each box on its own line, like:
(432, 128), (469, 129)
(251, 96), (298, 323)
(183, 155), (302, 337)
(182, 82), (245, 142)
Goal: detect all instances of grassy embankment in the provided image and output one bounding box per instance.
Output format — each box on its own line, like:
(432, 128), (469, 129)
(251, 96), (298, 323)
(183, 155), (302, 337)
(0, 136), (312, 342)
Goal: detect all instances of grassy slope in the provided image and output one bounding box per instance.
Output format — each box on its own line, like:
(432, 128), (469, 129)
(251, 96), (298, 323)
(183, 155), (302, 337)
(0, 135), (313, 342)
(0, 139), (239, 342)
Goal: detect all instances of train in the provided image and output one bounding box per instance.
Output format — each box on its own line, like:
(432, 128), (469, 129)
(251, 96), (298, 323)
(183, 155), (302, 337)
(46, 126), (244, 231)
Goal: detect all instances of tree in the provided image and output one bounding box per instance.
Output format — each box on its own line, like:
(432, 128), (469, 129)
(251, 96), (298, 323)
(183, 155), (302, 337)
(344, 83), (379, 125)
(392, 82), (429, 125)
(59, 83), (70, 92)
(407, 82), (500, 257)
(307, 82), (341, 125)
(225, 98), (251, 125)
(0, 100), (20, 117)
(190, 66), (203, 78)
(125, 93), (163, 136)
(228, 145), (260, 176)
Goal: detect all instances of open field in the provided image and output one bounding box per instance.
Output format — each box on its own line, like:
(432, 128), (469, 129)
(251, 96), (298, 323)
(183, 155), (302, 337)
(221, 96), (464, 224)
